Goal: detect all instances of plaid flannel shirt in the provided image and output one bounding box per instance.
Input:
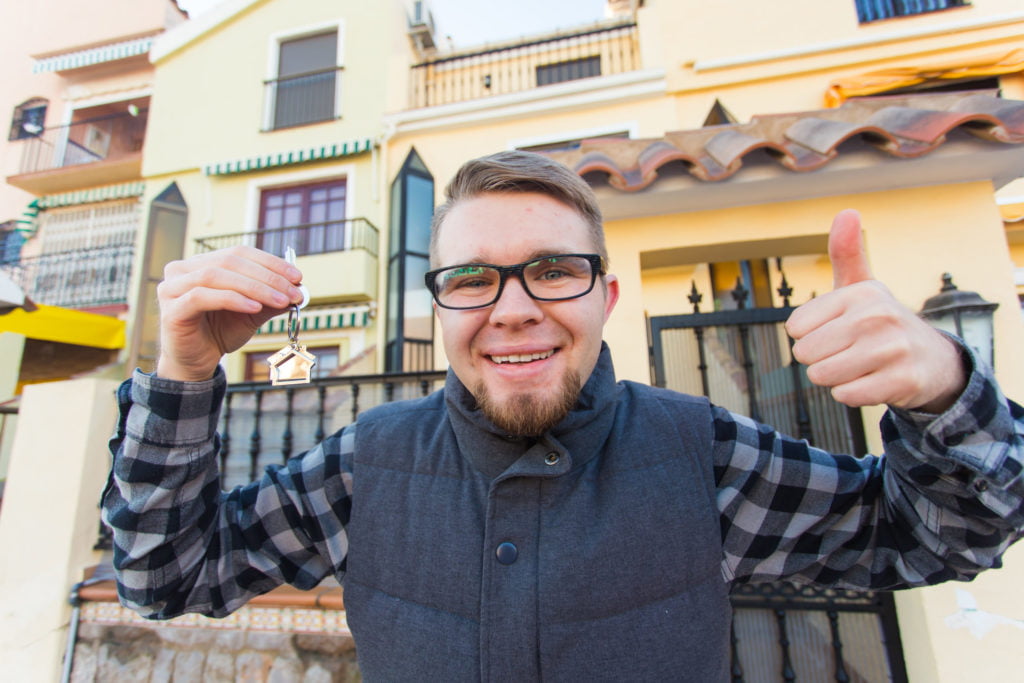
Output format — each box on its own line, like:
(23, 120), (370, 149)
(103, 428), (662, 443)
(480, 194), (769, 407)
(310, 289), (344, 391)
(102, 351), (1024, 619)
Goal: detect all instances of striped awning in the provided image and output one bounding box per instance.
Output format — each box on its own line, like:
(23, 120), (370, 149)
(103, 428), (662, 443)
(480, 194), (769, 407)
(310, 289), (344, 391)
(256, 304), (371, 336)
(32, 36), (154, 73)
(37, 182), (146, 209)
(15, 183), (146, 235)
(203, 138), (374, 176)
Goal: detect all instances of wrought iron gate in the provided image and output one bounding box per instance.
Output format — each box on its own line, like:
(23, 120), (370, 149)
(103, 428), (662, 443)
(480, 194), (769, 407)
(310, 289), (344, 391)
(648, 278), (907, 682)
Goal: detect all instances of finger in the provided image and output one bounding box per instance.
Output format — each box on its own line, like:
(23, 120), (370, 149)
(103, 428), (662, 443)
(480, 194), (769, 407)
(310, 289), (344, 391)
(829, 209), (873, 289)
(167, 246), (304, 286)
(160, 266), (299, 311)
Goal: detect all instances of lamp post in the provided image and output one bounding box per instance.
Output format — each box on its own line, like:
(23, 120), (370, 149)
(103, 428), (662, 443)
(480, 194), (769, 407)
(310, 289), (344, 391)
(919, 273), (999, 369)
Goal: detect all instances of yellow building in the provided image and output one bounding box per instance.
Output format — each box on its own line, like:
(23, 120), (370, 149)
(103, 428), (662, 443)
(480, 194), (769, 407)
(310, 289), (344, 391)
(2, 0), (1024, 679)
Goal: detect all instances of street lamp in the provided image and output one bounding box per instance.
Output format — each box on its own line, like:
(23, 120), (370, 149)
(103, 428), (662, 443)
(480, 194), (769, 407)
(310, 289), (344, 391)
(919, 273), (999, 369)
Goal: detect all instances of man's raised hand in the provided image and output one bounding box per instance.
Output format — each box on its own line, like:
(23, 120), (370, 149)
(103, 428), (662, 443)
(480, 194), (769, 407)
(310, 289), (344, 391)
(786, 210), (966, 413)
(155, 246), (305, 382)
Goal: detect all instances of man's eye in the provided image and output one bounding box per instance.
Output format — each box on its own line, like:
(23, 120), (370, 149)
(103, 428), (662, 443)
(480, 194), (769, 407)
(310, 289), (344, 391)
(453, 277), (489, 289)
(536, 269), (569, 281)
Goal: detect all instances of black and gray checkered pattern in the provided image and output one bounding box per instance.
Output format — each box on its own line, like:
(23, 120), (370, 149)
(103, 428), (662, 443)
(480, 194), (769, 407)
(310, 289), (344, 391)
(102, 350), (1023, 619)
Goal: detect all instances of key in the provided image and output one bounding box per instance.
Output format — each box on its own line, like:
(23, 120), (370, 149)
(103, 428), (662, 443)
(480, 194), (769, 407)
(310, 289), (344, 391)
(284, 245), (310, 309)
(268, 246), (315, 385)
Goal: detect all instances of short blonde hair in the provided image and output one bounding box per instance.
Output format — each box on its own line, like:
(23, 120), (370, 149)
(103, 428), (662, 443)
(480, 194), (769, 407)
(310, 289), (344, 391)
(430, 151), (607, 266)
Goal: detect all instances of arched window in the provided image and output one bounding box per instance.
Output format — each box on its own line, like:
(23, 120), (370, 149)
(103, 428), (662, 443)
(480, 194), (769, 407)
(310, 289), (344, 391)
(8, 97), (48, 140)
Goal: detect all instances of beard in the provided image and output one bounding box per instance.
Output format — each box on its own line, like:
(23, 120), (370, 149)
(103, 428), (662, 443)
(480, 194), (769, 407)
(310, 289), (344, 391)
(474, 369), (582, 437)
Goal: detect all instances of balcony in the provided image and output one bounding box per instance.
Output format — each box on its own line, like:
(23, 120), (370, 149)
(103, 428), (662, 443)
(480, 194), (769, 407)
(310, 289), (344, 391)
(195, 219), (379, 303)
(7, 110), (148, 195)
(409, 21), (640, 108)
(0, 243), (134, 309)
(263, 67), (342, 131)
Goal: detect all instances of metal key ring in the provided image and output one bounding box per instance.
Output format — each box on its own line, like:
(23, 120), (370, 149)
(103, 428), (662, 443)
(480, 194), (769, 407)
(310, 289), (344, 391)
(287, 304), (300, 345)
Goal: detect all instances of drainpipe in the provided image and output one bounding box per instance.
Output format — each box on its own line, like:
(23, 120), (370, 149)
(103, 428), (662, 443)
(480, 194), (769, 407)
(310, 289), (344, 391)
(62, 558), (116, 682)
(60, 581), (85, 683)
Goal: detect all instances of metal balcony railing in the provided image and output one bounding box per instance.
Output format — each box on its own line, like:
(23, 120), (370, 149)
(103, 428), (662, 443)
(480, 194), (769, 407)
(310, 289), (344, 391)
(219, 369), (445, 488)
(409, 22), (639, 108)
(18, 110), (148, 175)
(264, 67), (342, 131)
(194, 219), (380, 259)
(0, 243), (134, 308)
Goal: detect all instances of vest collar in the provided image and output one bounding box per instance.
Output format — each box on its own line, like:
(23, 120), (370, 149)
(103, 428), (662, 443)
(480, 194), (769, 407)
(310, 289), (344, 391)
(444, 342), (620, 480)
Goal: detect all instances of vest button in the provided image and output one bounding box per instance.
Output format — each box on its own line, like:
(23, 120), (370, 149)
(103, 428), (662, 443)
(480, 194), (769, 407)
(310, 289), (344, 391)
(544, 452), (560, 466)
(495, 542), (518, 565)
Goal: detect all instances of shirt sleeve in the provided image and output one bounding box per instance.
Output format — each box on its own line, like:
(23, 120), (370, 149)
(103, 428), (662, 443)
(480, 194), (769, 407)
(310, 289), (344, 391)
(714, 348), (1024, 590)
(100, 368), (354, 619)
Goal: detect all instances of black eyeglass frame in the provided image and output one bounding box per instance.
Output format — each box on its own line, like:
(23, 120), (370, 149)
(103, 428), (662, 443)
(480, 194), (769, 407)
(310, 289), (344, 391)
(424, 253), (607, 310)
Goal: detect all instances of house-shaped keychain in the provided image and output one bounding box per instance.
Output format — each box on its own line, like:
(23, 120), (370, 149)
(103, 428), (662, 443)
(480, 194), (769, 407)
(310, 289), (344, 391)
(267, 344), (317, 386)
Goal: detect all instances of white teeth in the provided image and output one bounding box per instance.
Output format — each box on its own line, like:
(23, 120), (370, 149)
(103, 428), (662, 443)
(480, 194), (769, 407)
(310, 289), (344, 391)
(490, 350), (554, 364)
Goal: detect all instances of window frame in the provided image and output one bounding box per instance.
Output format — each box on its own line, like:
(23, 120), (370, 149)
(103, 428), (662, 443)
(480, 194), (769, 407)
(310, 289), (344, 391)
(244, 163), (356, 256)
(263, 19), (346, 131)
(9, 98), (48, 141)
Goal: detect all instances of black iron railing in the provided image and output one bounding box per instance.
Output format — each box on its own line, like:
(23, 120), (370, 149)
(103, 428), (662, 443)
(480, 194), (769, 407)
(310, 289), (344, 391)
(17, 110), (148, 175)
(0, 244), (134, 308)
(218, 370), (445, 489)
(194, 218), (379, 258)
(410, 22), (639, 107)
(264, 67), (342, 130)
(730, 582), (908, 682)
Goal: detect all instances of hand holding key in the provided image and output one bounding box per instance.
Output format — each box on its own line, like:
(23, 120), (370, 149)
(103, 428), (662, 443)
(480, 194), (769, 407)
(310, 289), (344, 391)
(786, 210), (967, 413)
(155, 246), (305, 382)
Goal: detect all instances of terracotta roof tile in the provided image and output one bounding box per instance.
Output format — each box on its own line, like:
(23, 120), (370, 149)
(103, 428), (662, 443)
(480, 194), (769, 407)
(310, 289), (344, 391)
(548, 92), (1024, 191)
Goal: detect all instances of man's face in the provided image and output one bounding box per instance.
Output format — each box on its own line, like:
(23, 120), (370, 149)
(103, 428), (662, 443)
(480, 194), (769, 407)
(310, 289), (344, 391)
(433, 191), (619, 436)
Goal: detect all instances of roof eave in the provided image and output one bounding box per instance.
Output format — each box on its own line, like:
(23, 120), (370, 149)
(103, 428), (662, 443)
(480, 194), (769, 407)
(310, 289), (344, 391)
(594, 136), (1024, 221)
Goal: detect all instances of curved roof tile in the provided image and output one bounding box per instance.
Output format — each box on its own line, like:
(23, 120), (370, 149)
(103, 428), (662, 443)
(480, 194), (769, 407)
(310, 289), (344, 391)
(547, 92), (1024, 191)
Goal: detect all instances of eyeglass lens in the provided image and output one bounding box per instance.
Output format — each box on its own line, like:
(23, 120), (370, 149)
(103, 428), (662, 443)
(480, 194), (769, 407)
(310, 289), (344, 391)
(433, 255), (595, 308)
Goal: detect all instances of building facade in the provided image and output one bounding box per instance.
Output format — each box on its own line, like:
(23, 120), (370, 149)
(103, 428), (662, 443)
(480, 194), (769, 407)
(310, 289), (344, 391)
(2, 0), (1024, 679)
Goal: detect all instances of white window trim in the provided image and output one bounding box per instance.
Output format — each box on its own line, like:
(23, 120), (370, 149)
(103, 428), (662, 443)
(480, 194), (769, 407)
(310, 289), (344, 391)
(244, 162), (357, 250)
(508, 121), (639, 151)
(263, 19), (346, 131)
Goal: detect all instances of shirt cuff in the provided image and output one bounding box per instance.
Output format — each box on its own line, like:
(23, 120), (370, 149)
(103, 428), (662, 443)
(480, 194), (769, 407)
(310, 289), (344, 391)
(888, 341), (1017, 487)
(125, 365), (227, 448)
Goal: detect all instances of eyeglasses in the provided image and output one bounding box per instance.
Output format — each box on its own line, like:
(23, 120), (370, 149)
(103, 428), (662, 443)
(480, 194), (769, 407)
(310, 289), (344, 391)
(425, 253), (605, 310)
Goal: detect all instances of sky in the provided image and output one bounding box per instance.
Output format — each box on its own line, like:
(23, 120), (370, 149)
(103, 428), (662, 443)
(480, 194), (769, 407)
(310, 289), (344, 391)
(176, 0), (610, 49)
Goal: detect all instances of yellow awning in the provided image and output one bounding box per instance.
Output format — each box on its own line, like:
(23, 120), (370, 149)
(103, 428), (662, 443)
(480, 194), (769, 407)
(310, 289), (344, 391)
(0, 304), (125, 349)
(826, 49), (1024, 107)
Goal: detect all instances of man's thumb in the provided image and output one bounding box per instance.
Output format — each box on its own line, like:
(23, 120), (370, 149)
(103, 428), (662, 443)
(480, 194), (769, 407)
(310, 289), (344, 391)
(829, 209), (872, 289)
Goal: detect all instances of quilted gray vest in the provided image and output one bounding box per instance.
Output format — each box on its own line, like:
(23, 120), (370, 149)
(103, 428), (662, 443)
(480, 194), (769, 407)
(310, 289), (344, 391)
(344, 347), (729, 681)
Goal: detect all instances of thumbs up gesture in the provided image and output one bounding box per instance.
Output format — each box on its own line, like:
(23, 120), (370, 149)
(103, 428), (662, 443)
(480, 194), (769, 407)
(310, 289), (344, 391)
(786, 210), (967, 413)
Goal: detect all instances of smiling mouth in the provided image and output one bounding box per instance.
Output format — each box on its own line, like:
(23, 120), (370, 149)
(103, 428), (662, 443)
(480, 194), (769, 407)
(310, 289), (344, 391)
(488, 349), (556, 364)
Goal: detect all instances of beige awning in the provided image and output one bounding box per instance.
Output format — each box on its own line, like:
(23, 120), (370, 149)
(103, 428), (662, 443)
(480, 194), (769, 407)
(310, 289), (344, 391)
(826, 49), (1024, 107)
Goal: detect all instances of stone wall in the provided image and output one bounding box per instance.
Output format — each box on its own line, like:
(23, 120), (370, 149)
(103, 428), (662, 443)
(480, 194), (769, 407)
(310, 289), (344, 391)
(69, 622), (361, 682)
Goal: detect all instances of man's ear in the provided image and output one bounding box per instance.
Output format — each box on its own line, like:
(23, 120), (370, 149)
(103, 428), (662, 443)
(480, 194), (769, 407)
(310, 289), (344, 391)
(602, 274), (619, 323)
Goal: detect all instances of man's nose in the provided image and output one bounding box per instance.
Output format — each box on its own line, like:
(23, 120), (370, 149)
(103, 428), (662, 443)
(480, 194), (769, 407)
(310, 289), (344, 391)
(489, 274), (544, 326)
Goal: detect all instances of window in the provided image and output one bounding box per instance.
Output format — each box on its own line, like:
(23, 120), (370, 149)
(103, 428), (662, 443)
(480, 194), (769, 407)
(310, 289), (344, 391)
(0, 223), (24, 264)
(855, 0), (968, 23)
(386, 150), (434, 372)
(245, 345), (339, 381)
(269, 29), (340, 130)
(9, 98), (47, 140)
(258, 179), (347, 257)
(536, 56), (601, 87)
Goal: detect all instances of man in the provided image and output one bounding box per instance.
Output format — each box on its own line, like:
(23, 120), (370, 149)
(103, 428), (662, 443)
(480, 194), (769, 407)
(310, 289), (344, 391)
(103, 151), (1024, 681)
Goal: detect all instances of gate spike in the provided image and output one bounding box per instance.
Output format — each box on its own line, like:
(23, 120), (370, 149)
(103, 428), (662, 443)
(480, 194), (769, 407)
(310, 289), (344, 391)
(688, 280), (703, 313)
